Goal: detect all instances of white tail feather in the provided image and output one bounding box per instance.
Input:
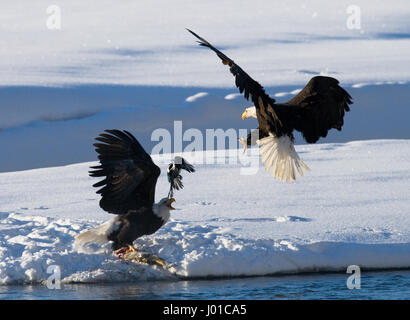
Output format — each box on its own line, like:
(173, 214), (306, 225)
(257, 133), (310, 182)
(74, 218), (120, 252)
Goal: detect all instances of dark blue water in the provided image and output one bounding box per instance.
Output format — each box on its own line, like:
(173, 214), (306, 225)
(1, 270), (409, 300)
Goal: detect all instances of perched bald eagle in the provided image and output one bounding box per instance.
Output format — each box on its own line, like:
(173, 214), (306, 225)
(188, 29), (352, 182)
(75, 129), (194, 257)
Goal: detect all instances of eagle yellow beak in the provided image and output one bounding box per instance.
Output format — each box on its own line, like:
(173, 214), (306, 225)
(241, 111), (247, 120)
(166, 198), (176, 210)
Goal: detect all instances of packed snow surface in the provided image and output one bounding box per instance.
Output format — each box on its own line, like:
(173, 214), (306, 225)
(1, 139), (409, 284)
(1, 0), (410, 87)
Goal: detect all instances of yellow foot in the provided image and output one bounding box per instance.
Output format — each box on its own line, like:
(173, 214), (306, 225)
(238, 138), (247, 152)
(114, 245), (137, 257)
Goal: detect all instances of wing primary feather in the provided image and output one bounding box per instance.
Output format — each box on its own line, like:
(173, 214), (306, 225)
(89, 130), (161, 215)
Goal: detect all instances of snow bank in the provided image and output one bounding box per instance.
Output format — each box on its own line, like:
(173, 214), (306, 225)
(1, 139), (409, 284)
(1, 211), (410, 284)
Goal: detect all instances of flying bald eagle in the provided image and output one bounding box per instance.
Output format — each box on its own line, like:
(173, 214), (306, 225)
(188, 29), (352, 182)
(75, 129), (194, 258)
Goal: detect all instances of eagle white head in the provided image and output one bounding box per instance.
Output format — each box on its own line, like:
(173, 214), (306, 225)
(241, 106), (257, 119)
(153, 198), (176, 223)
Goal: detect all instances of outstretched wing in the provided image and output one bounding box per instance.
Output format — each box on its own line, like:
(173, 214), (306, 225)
(187, 29), (283, 135)
(89, 130), (161, 215)
(283, 76), (353, 143)
(174, 156), (195, 173)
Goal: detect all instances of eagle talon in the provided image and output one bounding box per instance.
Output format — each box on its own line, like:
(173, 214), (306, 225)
(238, 138), (247, 152)
(114, 247), (127, 255)
(115, 245), (137, 257)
